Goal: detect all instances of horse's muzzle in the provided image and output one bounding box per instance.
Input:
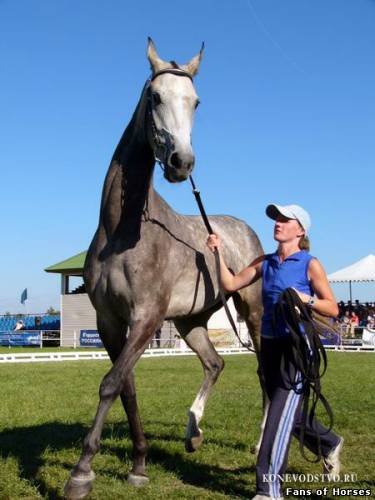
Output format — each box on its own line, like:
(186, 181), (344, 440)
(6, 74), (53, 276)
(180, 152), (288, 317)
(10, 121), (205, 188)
(164, 151), (195, 182)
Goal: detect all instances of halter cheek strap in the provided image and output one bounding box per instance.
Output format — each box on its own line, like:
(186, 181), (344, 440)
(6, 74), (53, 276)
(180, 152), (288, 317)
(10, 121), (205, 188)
(145, 80), (174, 165)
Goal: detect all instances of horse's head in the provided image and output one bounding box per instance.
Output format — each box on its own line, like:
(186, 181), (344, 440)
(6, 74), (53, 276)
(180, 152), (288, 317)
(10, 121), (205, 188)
(146, 38), (203, 183)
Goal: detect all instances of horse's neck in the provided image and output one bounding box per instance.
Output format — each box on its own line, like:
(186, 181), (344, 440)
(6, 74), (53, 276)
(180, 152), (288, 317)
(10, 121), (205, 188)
(100, 145), (155, 236)
(99, 88), (157, 239)
(98, 84), (182, 246)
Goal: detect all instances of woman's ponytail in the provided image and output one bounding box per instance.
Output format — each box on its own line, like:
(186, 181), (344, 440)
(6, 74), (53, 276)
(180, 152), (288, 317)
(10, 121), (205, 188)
(299, 235), (310, 251)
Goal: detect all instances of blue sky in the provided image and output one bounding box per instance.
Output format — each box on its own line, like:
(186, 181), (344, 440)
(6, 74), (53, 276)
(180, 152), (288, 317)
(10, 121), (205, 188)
(1, 0), (374, 314)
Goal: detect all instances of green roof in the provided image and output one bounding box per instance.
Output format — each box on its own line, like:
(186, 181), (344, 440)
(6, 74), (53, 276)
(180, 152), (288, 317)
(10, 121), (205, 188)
(45, 251), (87, 274)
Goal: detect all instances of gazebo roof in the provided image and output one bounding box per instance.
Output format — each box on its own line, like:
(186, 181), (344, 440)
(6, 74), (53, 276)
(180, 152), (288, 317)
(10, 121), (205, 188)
(328, 254), (375, 283)
(45, 251), (87, 275)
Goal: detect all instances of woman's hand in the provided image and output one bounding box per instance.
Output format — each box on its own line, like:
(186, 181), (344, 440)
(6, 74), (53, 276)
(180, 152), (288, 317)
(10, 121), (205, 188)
(206, 233), (221, 253)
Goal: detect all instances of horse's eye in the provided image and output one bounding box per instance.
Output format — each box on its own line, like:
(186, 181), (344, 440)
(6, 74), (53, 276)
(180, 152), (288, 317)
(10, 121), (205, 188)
(152, 92), (162, 106)
(195, 99), (200, 109)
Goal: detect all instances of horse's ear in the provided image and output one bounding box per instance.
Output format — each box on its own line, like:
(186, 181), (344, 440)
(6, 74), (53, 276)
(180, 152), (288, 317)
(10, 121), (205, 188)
(181, 42), (204, 77)
(147, 37), (169, 74)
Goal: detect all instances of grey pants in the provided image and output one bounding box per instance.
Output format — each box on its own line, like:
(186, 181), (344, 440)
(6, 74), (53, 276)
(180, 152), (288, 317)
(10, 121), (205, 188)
(255, 336), (340, 498)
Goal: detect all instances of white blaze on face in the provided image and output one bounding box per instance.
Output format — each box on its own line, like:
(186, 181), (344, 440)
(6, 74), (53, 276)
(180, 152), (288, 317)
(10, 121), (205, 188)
(151, 73), (199, 165)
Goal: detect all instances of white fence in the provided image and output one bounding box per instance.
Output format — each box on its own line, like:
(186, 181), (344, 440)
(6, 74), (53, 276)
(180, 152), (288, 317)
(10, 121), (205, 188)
(0, 343), (374, 364)
(1, 323), (375, 364)
(0, 347), (253, 364)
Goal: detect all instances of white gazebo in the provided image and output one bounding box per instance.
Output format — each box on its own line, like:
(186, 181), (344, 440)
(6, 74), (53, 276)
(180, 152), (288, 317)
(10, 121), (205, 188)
(328, 254), (375, 301)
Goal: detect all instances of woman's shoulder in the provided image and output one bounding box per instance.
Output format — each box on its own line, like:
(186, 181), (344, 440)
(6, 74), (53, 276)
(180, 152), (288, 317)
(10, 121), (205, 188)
(301, 250), (315, 258)
(307, 255), (330, 279)
(300, 250), (317, 265)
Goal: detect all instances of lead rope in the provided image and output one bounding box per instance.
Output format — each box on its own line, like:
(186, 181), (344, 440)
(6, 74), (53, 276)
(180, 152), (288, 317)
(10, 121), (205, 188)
(188, 175), (256, 353)
(273, 288), (334, 462)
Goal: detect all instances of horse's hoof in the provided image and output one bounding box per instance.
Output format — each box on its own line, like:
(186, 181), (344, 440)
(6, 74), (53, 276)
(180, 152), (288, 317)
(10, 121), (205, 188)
(185, 430), (204, 453)
(64, 470), (95, 499)
(127, 472), (150, 487)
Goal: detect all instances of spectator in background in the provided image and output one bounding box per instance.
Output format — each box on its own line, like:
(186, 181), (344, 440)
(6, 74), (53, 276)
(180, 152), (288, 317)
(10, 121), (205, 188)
(342, 311), (350, 337)
(359, 310), (368, 327)
(154, 327), (161, 348)
(367, 314), (375, 330)
(349, 311), (359, 338)
(14, 320), (25, 331)
(338, 301), (345, 317)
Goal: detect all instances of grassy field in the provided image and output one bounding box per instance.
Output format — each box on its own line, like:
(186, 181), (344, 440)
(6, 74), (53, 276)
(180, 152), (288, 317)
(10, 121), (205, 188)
(0, 353), (374, 499)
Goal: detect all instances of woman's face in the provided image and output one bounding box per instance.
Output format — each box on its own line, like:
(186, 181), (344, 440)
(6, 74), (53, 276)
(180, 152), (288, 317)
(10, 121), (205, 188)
(273, 215), (304, 243)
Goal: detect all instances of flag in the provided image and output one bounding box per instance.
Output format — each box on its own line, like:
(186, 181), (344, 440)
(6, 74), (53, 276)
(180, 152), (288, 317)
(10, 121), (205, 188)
(20, 288), (28, 304)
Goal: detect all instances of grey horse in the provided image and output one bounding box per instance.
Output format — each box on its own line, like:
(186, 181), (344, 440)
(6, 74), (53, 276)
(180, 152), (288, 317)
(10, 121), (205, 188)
(64, 38), (263, 499)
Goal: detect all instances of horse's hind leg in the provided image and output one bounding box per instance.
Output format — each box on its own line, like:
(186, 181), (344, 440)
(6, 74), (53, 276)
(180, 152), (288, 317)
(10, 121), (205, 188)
(64, 314), (161, 499)
(174, 315), (224, 453)
(120, 373), (150, 486)
(232, 285), (262, 356)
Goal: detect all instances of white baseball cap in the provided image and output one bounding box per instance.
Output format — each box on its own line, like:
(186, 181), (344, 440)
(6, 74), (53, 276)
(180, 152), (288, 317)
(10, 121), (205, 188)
(266, 204), (311, 234)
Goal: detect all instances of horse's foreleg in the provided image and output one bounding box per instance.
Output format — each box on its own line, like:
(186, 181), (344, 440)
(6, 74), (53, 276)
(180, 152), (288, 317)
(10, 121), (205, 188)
(174, 318), (224, 453)
(64, 318), (159, 499)
(97, 318), (149, 484)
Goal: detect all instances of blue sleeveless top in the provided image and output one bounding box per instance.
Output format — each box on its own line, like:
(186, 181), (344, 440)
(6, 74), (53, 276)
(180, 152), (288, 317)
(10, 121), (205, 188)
(261, 250), (314, 338)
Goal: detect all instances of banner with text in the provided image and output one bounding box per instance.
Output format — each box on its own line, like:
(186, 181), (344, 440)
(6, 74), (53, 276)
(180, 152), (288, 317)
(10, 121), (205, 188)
(80, 330), (103, 347)
(0, 331), (41, 347)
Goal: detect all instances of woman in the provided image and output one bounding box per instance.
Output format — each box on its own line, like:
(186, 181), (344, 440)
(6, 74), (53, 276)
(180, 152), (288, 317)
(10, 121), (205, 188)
(349, 311), (359, 338)
(207, 203), (343, 500)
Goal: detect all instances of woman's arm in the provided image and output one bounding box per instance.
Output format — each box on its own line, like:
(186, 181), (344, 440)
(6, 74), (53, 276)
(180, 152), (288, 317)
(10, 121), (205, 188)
(296, 258), (339, 317)
(207, 234), (264, 292)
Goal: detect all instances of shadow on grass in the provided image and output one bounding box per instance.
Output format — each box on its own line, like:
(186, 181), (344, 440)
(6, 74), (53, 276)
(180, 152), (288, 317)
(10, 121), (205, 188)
(142, 418), (251, 451)
(147, 444), (255, 498)
(0, 422), (87, 499)
(0, 421), (256, 499)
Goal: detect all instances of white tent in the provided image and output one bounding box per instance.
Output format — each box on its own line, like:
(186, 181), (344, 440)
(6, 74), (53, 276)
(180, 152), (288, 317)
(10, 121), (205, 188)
(328, 254), (375, 300)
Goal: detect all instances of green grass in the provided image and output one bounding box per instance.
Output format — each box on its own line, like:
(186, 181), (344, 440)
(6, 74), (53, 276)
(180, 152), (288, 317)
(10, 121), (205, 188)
(0, 353), (374, 499)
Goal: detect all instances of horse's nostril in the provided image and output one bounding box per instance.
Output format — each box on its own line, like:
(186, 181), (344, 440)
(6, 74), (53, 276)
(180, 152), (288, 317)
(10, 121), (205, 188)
(170, 153), (182, 169)
(170, 152), (194, 171)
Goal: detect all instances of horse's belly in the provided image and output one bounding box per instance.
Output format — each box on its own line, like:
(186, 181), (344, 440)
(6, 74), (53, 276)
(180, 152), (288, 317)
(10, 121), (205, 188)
(167, 275), (219, 318)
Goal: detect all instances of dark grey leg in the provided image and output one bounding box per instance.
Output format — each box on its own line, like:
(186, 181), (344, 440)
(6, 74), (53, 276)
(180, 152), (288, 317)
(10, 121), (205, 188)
(174, 316), (224, 453)
(120, 373), (150, 486)
(64, 315), (161, 499)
